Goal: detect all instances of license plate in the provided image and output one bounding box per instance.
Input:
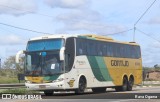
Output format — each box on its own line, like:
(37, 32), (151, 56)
(39, 85), (46, 89)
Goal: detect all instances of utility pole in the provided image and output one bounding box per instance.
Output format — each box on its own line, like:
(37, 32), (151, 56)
(133, 0), (157, 42)
(133, 26), (136, 42)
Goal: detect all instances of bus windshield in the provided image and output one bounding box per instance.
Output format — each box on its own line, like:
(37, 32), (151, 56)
(25, 51), (64, 76)
(25, 39), (64, 76)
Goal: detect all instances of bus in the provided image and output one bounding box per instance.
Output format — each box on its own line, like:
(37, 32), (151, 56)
(16, 34), (142, 95)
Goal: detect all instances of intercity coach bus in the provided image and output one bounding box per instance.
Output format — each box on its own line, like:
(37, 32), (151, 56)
(16, 34), (142, 95)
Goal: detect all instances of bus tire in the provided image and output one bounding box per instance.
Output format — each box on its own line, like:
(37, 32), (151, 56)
(75, 76), (86, 94)
(44, 90), (54, 96)
(115, 77), (128, 92)
(127, 77), (134, 91)
(92, 87), (106, 93)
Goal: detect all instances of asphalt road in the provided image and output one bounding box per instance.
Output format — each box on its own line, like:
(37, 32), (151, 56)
(0, 86), (160, 102)
(41, 86), (160, 99)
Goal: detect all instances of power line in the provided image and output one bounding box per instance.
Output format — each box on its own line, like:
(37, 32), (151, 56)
(0, 4), (54, 18)
(0, 4), (54, 34)
(102, 28), (133, 35)
(134, 0), (157, 26)
(133, 0), (157, 41)
(136, 28), (160, 43)
(0, 26), (18, 34)
(0, 22), (52, 34)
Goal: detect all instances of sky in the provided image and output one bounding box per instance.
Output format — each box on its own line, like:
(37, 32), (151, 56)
(0, 0), (160, 67)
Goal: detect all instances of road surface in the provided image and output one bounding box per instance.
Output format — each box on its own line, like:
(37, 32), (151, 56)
(0, 86), (160, 102)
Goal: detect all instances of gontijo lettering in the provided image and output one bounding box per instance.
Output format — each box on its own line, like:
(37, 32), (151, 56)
(111, 60), (129, 67)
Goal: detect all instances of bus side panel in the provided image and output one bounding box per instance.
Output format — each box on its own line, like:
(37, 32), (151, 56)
(103, 57), (142, 86)
(63, 56), (115, 89)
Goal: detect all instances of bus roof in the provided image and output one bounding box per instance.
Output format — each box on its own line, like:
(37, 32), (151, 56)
(29, 34), (79, 41)
(80, 34), (139, 46)
(29, 34), (139, 46)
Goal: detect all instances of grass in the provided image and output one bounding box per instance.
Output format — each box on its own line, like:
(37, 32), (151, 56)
(142, 84), (160, 86)
(0, 76), (24, 84)
(0, 88), (39, 95)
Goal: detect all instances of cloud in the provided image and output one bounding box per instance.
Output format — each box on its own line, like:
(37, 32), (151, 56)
(0, 34), (26, 45)
(56, 21), (126, 35)
(0, 0), (37, 16)
(44, 0), (128, 35)
(152, 42), (160, 48)
(143, 53), (160, 67)
(56, 9), (101, 22)
(145, 17), (160, 24)
(141, 43), (160, 67)
(55, 9), (127, 35)
(44, 0), (90, 8)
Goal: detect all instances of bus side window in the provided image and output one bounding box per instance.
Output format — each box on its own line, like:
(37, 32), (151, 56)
(80, 40), (83, 55)
(109, 43), (114, 57)
(126, 45), (131, 58)
(134, 46), (141, 58)
(131, 46), (137, 58)
(119, 44), (124, 58)
(137, 46), (141, 58)
(87, 40), (95, 56)
(78, 41), (83, 55)
(102, 43), (107, 56)
(123, 45), (128, 58)
(107, 44), (111, 56)
(76, 38), (87, 55)
(97, 42), (103, 56)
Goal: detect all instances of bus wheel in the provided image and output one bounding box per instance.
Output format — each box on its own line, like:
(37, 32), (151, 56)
(92, 87), (106, 93)
(75, 77), (86, 94)
(44, 90), (54, 96)
(115, 77), (128, 92)
(127, 77), (134, 91)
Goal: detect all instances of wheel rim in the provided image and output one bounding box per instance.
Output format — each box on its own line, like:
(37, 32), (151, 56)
(129, 80), (133, 86)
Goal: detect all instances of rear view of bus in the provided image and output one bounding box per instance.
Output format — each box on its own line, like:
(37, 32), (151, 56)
(16, 34), (142, 96)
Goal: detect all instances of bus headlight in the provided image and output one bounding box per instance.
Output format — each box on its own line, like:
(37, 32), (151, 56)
(52, 78), (64, 83)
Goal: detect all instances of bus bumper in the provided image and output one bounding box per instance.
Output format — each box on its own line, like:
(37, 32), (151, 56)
(25, 81), (65, 91)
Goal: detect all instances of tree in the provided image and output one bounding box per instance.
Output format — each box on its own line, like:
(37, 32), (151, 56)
(154, 64), (160, 71)
(2, 56), (24, 76)
(3, 56), (16, 69)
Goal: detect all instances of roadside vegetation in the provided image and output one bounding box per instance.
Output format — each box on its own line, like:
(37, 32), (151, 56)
(0, 76), (19, 84)
(0, 88), (39, 94)
(0, 56), (24, 84)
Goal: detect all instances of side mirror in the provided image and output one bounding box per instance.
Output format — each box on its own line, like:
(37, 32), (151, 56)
(16, 50), (25, 63)
(60, 47), (65, 61)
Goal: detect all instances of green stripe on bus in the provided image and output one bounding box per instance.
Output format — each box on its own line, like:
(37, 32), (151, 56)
(95, 56), (112, 81)
(43, 74), (60, 81)
(78, 36), (96, 40)
(87, 56), (106, 81)
(78, 36), (88, 39)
